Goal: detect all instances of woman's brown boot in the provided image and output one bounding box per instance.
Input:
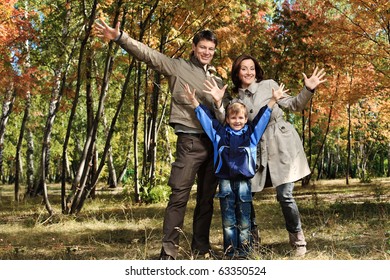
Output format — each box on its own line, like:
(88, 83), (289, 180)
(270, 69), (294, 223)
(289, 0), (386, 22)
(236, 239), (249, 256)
(288, 231), (307, 257)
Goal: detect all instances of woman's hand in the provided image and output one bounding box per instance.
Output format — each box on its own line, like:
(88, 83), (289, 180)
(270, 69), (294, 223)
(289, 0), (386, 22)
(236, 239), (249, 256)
(303, 66), (327, 91)
(203, 79), (228, 108)
(94, 19), (121, 41)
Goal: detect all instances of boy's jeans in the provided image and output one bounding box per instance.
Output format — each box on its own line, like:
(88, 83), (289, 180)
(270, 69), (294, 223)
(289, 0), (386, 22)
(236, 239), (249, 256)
(217, 179), (252, 257)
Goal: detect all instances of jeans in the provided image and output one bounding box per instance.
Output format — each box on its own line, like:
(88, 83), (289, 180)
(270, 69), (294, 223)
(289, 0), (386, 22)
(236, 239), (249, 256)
(217, 179), (252, 257)
(276, 182), (302, 233)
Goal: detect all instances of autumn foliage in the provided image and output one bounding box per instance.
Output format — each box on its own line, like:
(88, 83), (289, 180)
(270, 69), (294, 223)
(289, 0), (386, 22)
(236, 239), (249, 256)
(0, 0), (389, 211)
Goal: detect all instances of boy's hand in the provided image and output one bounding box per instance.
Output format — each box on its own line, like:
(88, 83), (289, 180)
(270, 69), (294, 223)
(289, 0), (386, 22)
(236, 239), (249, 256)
(184, 84), (200, 108)
(268, 83), (288, 108)
(272, 83), (288, 101)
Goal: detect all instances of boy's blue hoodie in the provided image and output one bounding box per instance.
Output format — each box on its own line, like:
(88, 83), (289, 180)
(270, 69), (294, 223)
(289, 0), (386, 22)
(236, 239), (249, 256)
(195, 103), (272, 180)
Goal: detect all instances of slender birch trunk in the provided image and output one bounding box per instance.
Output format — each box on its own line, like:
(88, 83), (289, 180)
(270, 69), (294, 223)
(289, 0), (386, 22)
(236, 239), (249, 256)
(0, 85), (15, 184)
(62, 0), (99, 213)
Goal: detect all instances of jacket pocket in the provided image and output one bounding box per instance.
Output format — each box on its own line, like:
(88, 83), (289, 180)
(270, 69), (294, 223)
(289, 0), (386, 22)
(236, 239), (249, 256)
(276, 122), (299, 164)
(277, 122), (293, 135)
(176, 135), (194, 154)
(172, 93), (192, 105)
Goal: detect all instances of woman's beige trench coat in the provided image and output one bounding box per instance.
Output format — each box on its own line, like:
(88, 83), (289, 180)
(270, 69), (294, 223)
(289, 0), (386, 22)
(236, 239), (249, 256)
(238, 79), (313, 192)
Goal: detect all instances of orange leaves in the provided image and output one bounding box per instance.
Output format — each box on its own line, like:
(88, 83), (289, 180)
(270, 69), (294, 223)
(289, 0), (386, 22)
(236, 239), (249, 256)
(0, 2), (40, 105)
(0, 1), (18, 47)
(0, 0), (18, 19)
(0, 1), (33, 57)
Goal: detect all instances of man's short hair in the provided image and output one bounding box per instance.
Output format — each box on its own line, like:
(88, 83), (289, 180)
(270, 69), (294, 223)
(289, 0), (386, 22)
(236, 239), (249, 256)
(193, 30), (218, 47)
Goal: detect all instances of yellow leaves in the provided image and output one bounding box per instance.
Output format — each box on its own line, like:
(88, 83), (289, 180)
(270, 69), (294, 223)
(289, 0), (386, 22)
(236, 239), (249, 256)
(0, 1), (19, 44)
(0, 0), (38, 99)
(0, 0), (35, 46)
(97, 0), (115, 11)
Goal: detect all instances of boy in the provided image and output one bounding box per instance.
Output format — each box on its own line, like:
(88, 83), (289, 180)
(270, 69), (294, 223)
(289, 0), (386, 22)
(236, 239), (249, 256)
(184, 83), (286, 258)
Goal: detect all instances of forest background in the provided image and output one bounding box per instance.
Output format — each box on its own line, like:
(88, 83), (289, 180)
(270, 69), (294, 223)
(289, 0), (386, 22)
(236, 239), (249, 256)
(0, 0), (389, 260)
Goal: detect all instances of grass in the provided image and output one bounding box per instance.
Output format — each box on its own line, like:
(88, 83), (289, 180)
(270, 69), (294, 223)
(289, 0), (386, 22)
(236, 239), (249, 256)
(0, 178), (389, 260)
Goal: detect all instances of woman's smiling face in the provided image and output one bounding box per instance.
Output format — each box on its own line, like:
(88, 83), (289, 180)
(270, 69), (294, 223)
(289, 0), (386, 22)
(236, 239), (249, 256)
(238, 59), (256, 89)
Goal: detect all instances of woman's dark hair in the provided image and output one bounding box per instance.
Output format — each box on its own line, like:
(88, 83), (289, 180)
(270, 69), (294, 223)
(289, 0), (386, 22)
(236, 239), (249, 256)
(231, 54), (264, 93)
(192, 30), (218, 47)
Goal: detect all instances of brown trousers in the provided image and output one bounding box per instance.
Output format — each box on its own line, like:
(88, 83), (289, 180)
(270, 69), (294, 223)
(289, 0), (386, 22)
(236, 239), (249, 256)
(162, 133), (218, 258)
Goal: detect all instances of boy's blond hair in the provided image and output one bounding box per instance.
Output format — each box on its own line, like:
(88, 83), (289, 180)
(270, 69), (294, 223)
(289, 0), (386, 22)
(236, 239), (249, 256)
(226, 99), (248, 119)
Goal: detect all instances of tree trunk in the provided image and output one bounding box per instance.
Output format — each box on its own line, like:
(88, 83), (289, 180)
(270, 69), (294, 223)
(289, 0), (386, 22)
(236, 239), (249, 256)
(335, 133), (340, 178)
(387, 142), (390, 177)
(317, 147), (324, 179)
(103, 113), (117, 188)
(161, 97), (172, 164)
(88, 55), (135, 191)
(117, 150), (132, 184)
(68, 29), (117, 213)
(26, 128), (35, 193)
(146, 70), (161, 183)
(142, 15), (168, 188)
(37, 69), (63, 215)
(129, 2), (160, 202)
(134, 62), (142, 203)
(346, 65), (356, 184)
(89, 147), (98, 199)
(346, 102), (351, 185)
(314, 73), (339, 180)
(62, 0), (98, 213)
(308, 99), (313, 168)
(72, 0), (159, 208)
(84, 44), (96, 199)
(325, 150), (331, 179)
(379, 152), (384, 176)
(0, 85), (15, 185)
(15, 89), (30, 201)
(301, 99), (312, 186)
(314, 101), (333, 180)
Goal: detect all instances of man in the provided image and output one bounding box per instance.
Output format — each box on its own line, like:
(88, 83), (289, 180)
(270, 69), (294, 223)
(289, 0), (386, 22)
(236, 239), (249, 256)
(95, 19), (224, 260)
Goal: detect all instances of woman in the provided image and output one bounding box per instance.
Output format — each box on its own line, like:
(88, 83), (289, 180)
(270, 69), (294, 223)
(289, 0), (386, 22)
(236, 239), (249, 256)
(210, 54), (327, 256)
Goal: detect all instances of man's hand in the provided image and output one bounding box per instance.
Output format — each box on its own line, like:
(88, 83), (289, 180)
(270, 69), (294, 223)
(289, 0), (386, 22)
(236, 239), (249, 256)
(203, 79), (228, 108)
(94, 19), (121, 41)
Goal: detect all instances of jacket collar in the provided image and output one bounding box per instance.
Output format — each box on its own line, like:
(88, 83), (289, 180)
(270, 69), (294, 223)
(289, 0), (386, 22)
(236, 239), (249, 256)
(238, 82), (260, 98)
(190, 54), (204, 68)
(226, 125), (248, 135)
(190, 55), (216, 75)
